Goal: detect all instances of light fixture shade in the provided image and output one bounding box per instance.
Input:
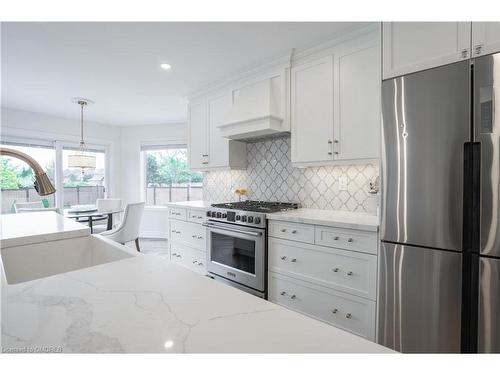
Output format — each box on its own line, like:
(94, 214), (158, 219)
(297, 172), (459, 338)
(68, 154), (96, 169)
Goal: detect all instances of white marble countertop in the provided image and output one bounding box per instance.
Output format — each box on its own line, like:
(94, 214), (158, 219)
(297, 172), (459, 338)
(165, 200), (213, 210)
(1, 255), (392, 353)
(266, 209), (379, 232)
(0, 212), (91, 249)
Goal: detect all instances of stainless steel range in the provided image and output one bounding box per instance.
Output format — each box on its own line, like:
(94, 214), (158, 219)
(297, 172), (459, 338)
(203, 201), (299, 298)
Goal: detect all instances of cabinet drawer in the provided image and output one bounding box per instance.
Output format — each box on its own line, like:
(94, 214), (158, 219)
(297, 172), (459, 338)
(269, 238), (377, 300)
(170, 242), (207, 275)
(269, 221), (315, 244)
(169, 220), (206, 251)
(315, 226), (377, 255)
(188, 209), (207, 224)
(268, 272), (376, 340)
(168, 207), (187, 220)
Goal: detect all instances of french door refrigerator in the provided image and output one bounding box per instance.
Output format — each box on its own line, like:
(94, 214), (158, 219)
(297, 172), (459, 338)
(379, 53), (500, 353)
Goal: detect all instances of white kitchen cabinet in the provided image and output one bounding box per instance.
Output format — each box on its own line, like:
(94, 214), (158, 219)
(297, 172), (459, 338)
(472, 22), (500, 57)
(291, 29), (380, 166)
(188, 98), (209, 169)
(382, 22), (471, 79)
(291, 56), (334, 164)
(188, 94), (246, 171)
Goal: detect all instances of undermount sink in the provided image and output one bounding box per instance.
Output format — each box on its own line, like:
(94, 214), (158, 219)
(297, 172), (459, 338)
(0, 235), (137, 285)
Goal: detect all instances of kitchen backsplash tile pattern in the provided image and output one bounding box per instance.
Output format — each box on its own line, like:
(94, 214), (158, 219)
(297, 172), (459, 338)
(203, 137), (379, 214)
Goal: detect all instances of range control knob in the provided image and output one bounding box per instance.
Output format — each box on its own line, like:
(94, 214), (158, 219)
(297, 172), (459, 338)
(216, 212), (222, 218)
(206, 211), (211, 217)
(241, 215), (247, 222)
(222, 213), (227, 218)
(235, 215), (241, 221)
(247, 216), (254, 223)
(254, 217), (261, 224)
(211, 212), (217, 217)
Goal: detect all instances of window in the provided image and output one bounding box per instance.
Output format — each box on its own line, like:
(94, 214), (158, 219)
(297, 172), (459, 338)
(62, 148), (106, 207)
(0, 141), (56, 213)
(1, 138), (109, 213)
(142, 146), (202, 206)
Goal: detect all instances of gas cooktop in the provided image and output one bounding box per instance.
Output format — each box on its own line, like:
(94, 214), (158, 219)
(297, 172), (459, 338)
(211, 200), (299, 213)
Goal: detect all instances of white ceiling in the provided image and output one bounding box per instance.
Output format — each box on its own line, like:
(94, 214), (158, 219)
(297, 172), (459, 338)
(1, 22), (371, 126)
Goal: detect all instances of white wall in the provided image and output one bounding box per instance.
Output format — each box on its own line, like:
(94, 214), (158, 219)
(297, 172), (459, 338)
(119, 122), (187, 204)
(0, 107), (122, 197)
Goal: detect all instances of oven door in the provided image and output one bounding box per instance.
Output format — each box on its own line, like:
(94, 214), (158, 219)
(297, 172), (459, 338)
(204, 221), (265, 292)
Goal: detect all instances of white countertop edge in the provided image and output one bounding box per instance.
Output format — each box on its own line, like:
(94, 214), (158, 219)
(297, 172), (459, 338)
(0, 228), (91, 249)
(266, 209), (379, 232)
(164, 200), (213, 210)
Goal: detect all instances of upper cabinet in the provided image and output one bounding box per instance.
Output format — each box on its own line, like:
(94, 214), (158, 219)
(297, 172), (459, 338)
(382, 22), (471, 79)
(188, 93), (247, 171)
(291, 29), (380, 166)
(472, 22), (500, 57)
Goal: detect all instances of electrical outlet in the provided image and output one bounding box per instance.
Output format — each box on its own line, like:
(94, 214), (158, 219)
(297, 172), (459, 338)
(339, 176), (348, 191)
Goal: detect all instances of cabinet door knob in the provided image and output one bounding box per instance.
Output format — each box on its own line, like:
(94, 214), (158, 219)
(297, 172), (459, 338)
(332, 308), (338, 314)
(347, 238), (354, 243)
(291, 258), (297, 263)
(280, 228), (287, 232)
(345, 313), (352, 319)
(290, 294), (296, 300)
(280, 291), (286, 296)
(334, 236), (339, 240)
(333, 267), (340, 272)
(347, 271), (353, 276)
(280, 256), (287, 260)
(291, 230), (297, 234)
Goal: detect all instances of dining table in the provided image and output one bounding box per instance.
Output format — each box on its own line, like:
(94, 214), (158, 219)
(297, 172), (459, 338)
(64, 205), (123, 234)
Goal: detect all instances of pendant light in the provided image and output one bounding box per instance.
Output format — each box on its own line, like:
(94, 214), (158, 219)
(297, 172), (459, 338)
(68, 98), (96, 171)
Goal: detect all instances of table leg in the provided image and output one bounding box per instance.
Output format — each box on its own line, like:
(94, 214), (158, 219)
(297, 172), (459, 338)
(89, 216), (93, 234)
(107, 213), (113, 230)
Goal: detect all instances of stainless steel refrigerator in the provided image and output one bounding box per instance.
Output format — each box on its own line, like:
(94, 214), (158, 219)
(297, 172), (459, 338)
(379, 53), (500, 353)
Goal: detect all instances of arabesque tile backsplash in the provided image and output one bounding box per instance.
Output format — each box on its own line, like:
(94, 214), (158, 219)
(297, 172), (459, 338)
(203, 136), (379, 214)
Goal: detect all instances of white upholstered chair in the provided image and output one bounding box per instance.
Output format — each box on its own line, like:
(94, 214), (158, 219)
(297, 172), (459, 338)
(92, 198), (122, 234)
(99, 202), (145, 251)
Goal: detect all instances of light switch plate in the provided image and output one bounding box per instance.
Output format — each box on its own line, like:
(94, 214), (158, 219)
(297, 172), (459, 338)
(339, 176), (348, 191)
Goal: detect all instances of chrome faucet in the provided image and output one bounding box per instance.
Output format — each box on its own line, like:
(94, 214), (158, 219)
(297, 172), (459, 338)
(0, 147), (56, 196)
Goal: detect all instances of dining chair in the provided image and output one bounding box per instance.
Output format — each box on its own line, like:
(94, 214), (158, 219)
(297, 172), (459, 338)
(98, 202), (145, 251)
(92, 198), (122, 234)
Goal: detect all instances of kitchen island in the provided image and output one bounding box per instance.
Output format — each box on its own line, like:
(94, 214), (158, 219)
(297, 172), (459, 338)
(1, 213), (392, 353)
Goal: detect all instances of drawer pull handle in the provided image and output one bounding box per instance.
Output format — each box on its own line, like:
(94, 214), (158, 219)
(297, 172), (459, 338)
(291, 230), (297, 234)
(192, 260), (198, 264)
(280, 291), (286, 296)
(172, 252), (177, 256)
(334, 236), (339, 240)
(192, 235), (197, 238)
(280, 256), (287, 260)
(290, 294), (296, 300)
(198, 262), (203, 266)
(291, 258), (297, 263)
(281, 228), (287, 233)
(197, 236), (203, 239)
(345, 313), (352, 319)
(333, 267), (340, 272)
(347, 271), (353, 276)
(332, 308), (338, 314)
(347, 238), (354, 243)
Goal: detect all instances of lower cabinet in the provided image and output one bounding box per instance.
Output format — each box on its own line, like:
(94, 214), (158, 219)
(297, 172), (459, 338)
(267, 219), (378, 341)
(269, 272), (376, 340)
(170, 242), (207, 275)
(168, 206), (208, 276)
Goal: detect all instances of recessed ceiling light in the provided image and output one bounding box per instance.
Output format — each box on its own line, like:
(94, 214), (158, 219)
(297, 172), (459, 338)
(160, 63), (172, 71)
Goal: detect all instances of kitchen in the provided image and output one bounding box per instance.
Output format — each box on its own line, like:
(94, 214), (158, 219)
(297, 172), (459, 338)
(0, 2), (499, 372)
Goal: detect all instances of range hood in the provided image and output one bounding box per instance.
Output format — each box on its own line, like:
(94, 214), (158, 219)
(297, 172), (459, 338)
(218, 75), (289, 140)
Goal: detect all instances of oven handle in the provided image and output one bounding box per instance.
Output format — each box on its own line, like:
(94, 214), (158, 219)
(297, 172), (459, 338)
(202, 222), (263, 237)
